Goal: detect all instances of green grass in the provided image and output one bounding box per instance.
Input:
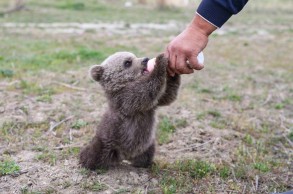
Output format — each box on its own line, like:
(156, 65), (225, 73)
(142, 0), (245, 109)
(81, 181), (107, 192)
(253, 162), (270, 172)
(35, 151), (57, 166)
(157, 116), (189, 145)
(0, 35), (142, 76)
(0, 159), (20, 176)
(71, 119), (88, 129)
(0, 0), (194, 23)
(157, 116), (176, 145)
(151, 160), (231, 193)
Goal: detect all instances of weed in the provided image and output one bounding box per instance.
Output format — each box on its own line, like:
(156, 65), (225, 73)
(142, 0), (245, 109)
(20, 186), (29, 194)
(61, 147), (80, 159)
(243, 134), (253, 145)
(157, 117), (176, 145)
(95, 168), (108, 175)
(62, 181), (71, 189)
(35, 152), (57, 166)
(275, 103), (285, 109)
(174, 118), (188, 128)
(226, 94), (242, 102)
(219, 166), (230, 178)
(0, 159), (20, 176)
(197, 112), (206, 120)
(59, 2), (85, 10)
(79, 168), (91, 176)
(81, 181), (107, 192)
(221, 87), (242, 102)
(16, 80), (56, 96)
(199, 88), (213, 93)
(253, 162), (270, 172)
(207, 110), (221, 118)
(0, 122), (16, 141)
(152, 159), (216, 193)
(177, 160), (215, 179)
(71, 119), (88, 129)
(234, 165), (248, 180)
(31, 146), (46, 152)
(0, 69), (14, 78)
(260, 123), (270, 133)
(161, 176), (181, 194)
(91, 182), (107, 192)
(36, 94), (52, 103)
(210, 120), (227, 129)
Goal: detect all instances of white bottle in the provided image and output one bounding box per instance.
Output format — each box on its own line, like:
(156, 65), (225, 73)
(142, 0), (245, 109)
(147, 52), (204, 72)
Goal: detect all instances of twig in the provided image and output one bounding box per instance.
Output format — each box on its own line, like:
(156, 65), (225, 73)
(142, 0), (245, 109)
(53, 143), (83, 150)
(144, 185), (149, 194)
(0, 80), (20, 87)
(173, 138), (215, 153)
(11, 169), (29, 177)
(69, 128), (73, 142)
(72, 80), (79, 86)
(102, 182), (118, 192)
(49, 116), (74, 132)
(53, 81), (86, 91)
(283, 134), (293, 147)
(262, 94), (271, 105)
(242, 184), (247, 194)
(255, 175), (259, 192)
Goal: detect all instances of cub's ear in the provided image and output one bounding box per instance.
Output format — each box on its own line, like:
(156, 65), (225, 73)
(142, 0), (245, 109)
(90, 65), (104, 82)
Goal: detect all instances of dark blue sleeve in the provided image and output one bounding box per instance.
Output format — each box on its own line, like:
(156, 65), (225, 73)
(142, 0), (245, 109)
(197, 0), (249, 28)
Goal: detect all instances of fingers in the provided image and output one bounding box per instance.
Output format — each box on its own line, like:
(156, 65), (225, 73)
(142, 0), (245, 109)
(187, 54), (204, 70)
(175, 55), (194, 74)
(166, 46), (203, 75)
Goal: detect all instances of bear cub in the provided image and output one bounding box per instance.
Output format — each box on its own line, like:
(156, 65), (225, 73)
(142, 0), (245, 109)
(79, 52), (180, 170)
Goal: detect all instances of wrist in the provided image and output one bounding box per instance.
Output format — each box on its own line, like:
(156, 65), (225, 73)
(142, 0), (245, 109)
(188, 14), (217, 36)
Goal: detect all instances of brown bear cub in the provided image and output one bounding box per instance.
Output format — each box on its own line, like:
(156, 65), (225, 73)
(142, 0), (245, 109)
(79, 52), (180, 170)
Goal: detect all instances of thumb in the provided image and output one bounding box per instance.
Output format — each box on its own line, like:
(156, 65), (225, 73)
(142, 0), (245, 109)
(188, 54), (204, 70)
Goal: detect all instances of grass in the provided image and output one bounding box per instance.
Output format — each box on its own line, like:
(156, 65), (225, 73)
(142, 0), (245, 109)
(0, 0), (195, 23)
(157, 116), (176, 145)
(0, 0), (292, 193)
(157, 116), (188, 144)
(71, 119), (88, 129)
(0, 158), (20, 176)
(82, 181), (107, 192)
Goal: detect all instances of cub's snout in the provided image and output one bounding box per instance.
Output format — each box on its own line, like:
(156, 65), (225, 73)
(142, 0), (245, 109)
(141, 57), (149, 67)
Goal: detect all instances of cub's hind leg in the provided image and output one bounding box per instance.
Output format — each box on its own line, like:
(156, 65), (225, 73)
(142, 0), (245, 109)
(79, 136), (120, 170)
(130, 143), (155, 168)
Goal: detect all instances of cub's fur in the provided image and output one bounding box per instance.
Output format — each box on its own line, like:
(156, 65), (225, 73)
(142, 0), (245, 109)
(79, 52), (180, 169)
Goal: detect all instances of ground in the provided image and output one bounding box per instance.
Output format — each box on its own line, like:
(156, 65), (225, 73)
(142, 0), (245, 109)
(0, 0), (292, 193)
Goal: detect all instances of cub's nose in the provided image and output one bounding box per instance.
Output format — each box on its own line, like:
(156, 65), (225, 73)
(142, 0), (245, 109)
(141, 57), (149, 66)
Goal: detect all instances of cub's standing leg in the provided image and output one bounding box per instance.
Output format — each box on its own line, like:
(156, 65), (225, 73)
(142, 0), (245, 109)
(79, 136), (119, 170)
(130, 143), (155, 168)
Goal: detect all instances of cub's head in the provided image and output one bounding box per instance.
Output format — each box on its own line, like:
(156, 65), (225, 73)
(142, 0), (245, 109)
(90, 52), (150, 91)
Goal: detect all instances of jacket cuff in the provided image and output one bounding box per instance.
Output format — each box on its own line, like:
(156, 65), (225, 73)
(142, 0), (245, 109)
(197, 0), (232, 28)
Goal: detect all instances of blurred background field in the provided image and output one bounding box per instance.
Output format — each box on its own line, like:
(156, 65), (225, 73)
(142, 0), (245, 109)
(0, 0), (292, 193)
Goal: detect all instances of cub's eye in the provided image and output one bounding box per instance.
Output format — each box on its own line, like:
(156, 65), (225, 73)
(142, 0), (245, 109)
(123, 60), (132, 68)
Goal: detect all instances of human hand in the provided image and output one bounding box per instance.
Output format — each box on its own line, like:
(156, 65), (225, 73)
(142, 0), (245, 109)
(165, 14), (216, 76)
